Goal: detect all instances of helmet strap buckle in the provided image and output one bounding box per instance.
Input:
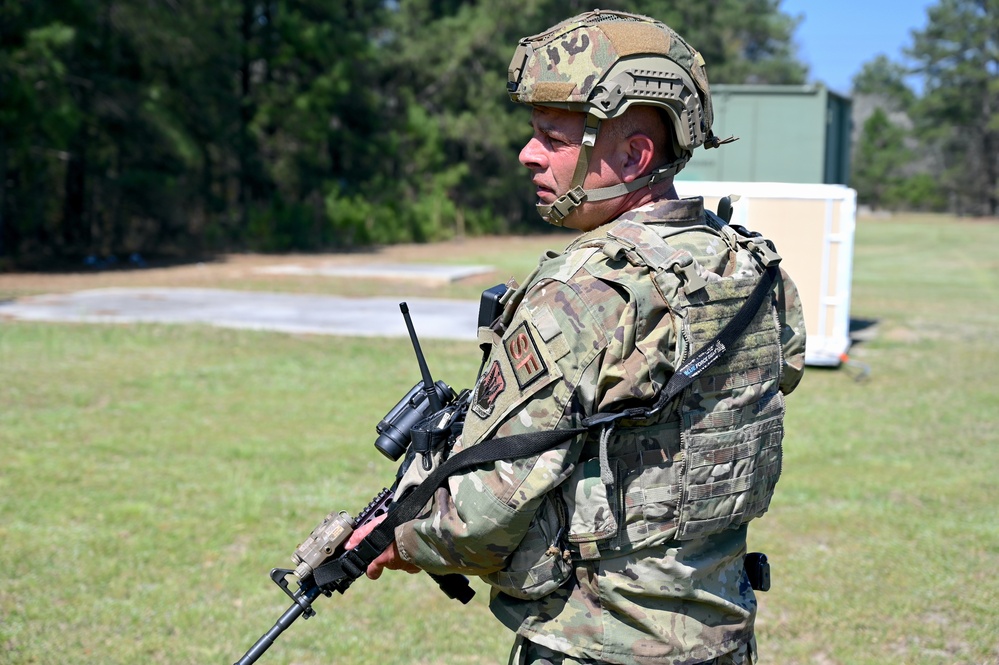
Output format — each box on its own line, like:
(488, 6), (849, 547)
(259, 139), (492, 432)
(548, 186), (588, 224)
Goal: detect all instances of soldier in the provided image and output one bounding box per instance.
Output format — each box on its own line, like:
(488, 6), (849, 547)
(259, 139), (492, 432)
(348, 10), (806, 665)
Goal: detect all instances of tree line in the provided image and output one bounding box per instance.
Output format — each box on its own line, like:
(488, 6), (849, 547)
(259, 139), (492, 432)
(0, 0), (805, 264)
(0, 1), (993, 266)
(850, 0), (998, 216)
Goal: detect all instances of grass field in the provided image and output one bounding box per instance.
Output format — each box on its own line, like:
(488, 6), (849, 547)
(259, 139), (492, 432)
(1, 214), (997, 664)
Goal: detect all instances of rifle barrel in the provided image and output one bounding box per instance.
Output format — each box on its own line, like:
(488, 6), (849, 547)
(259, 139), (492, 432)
(233, 584), (322, 665)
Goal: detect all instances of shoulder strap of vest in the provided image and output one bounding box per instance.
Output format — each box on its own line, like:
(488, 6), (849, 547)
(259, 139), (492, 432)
(595, 219), (710, 294)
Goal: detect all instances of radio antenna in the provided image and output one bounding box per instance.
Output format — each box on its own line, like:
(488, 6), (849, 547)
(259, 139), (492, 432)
(399, 303), (443, 412)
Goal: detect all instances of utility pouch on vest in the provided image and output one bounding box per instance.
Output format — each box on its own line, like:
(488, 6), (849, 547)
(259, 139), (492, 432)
(564, 456), (620, 560)
(484, 493), (572, 600)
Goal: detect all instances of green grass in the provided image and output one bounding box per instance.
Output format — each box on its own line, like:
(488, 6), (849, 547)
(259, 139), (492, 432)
(2, 215), (998, 664)
(753, 214), (999, 664)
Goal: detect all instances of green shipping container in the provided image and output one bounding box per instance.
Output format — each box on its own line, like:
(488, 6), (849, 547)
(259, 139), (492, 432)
(678, 84), (852, 185)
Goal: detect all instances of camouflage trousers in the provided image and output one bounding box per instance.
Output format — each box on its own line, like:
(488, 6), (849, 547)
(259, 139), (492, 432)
(507, 635), (756, 665)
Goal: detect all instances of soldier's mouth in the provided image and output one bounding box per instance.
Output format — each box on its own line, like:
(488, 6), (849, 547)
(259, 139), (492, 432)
(534, 181), (556, 200)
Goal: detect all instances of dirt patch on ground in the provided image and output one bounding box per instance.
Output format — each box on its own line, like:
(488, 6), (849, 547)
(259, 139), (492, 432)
(0, 234), (568, 298)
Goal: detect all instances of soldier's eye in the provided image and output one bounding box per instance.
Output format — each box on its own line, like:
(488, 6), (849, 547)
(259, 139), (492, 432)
(546, 132), (568, 146)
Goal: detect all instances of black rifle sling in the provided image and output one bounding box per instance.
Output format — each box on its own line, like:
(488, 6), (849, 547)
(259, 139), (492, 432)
(314, 264), (779, 592)
(313, 427), (582, 591)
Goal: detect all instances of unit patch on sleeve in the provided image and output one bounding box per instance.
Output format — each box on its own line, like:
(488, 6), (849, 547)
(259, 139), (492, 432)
(471, 360), (506, 419)
(505, 321), (549, 389)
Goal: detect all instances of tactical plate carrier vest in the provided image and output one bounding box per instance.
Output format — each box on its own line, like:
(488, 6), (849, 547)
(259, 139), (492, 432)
(487, 212), (787, 598)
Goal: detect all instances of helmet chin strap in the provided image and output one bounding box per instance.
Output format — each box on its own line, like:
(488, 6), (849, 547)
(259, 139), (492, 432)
(538, 113), (688, 226)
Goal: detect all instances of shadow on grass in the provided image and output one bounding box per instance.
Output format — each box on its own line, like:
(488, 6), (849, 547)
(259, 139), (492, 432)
(800, 318), (879, 382)
(839, 318), (879, 381)
(849, 317), (879, 343)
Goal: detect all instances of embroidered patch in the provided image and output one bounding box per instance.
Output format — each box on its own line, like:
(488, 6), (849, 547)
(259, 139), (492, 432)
(472, 360), (506, 419)
(505, 321), (549, 389)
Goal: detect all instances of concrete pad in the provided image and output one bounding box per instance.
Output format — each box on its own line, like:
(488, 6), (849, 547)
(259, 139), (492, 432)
(254, 262), (494, 284)
(0, 287), (480, 341)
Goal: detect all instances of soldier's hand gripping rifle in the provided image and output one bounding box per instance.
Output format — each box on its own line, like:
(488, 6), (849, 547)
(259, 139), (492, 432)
(232, 302), (483, 665)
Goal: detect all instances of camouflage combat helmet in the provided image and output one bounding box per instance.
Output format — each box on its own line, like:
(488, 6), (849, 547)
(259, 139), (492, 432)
(508, 9), (730, 225)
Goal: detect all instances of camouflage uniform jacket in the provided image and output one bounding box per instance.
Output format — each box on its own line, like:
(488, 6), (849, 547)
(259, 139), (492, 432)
(395, 196), (806, 665)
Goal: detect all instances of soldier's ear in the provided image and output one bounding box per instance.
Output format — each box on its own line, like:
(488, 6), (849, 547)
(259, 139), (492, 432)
(619, 132), (657, 183)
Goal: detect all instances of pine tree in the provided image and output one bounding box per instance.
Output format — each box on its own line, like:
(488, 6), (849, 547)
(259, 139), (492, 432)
(907, 0), (999, 215)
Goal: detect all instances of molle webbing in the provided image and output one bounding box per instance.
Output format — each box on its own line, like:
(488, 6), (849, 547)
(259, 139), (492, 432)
(676, 273), (785, 540)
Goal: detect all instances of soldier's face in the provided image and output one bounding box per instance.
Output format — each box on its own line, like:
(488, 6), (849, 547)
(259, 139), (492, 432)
(519, 107), (624, 231)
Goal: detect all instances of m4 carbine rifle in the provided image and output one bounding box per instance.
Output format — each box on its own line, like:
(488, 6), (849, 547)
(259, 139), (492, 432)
(232, 293), (509, 665)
